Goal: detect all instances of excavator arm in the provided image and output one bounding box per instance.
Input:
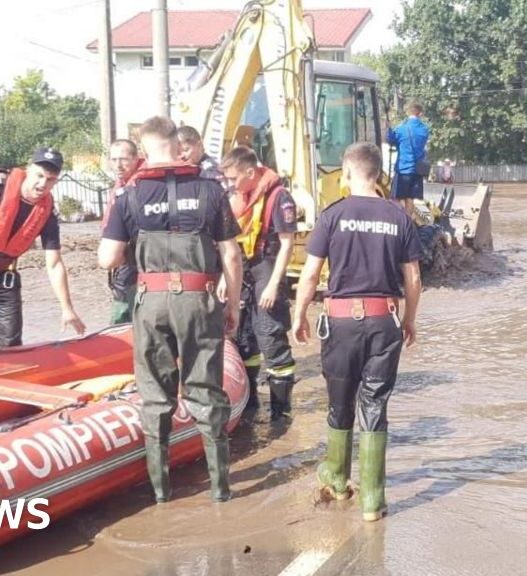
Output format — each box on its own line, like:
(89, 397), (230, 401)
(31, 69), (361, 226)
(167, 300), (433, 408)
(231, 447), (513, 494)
(175, 0), (317, 229)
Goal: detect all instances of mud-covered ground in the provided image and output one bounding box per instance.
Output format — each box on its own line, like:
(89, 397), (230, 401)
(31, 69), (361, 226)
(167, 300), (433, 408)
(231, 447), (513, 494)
(2, 184), (527, 575)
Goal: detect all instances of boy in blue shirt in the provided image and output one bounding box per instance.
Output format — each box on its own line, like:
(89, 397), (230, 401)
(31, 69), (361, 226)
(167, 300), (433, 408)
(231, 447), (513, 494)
(386, 101), (430, 215)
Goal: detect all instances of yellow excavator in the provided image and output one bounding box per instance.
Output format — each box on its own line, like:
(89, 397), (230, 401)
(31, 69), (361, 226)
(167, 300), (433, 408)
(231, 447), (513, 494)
(174, 0), (492, 277)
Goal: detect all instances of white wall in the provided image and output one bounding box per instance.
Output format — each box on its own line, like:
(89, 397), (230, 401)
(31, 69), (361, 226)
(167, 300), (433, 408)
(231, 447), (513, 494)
(114, 52), (198, 137)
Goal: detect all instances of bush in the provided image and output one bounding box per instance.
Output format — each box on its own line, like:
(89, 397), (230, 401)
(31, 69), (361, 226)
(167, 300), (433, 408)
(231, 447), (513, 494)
(59, 196), (84, 222)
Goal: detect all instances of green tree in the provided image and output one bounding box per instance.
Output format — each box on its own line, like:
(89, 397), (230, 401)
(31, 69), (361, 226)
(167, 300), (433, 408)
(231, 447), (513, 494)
(0, 70), (100, 168)
(3, 69), (55, 113)
(381, 0), (527, 163)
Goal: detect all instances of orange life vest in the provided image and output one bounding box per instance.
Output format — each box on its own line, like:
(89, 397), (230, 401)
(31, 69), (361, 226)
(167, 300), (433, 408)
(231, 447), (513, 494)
(231, 167), (284, 259)
(0, 168), (53, 258)
(131, 163), (200, 183)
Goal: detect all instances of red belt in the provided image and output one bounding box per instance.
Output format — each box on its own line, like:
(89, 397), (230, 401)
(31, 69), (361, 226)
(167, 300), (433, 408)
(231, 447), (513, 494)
(137, 272), (218, 294)
(324, 297), (398, 319)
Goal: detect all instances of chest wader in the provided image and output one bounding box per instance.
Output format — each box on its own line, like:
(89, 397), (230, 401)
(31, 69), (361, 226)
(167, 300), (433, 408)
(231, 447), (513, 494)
(130, 177), (231, 503)
(109, 244), (137, 325)
(0, 264), (22, 347)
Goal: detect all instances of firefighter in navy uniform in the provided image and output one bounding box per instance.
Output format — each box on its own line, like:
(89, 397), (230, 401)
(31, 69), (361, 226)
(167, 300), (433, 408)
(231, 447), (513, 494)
(293, 143), (422, 521)
(99, 117), (243, 503)
(220, 146), (297, 420)
(0, 148), (85, 347)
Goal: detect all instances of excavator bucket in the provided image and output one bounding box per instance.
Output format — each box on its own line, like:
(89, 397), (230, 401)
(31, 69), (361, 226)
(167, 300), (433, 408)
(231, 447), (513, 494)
(414, 183), (493, 273)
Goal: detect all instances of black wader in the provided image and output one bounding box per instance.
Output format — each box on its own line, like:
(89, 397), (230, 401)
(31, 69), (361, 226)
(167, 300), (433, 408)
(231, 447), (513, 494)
(0, 270), (22, 347)
(131, 179), (231, 503)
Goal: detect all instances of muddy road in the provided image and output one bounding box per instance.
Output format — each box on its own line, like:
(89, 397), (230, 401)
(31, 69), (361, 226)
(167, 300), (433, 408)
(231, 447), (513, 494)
(2, 184), (526, 575)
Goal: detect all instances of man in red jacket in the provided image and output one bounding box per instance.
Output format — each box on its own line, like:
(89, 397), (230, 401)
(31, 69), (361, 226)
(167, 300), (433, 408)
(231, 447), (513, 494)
(0, 148), (85, 347)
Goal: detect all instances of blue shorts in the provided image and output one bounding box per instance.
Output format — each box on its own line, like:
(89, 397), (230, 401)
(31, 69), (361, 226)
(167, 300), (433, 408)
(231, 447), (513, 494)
(391, 172), (424, 200)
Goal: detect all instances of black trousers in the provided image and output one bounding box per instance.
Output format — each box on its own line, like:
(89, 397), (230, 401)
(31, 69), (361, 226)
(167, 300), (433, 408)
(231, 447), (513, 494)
(321, 315), (403, 432)
(236, 258), (294, 373)
(0, 271), (22, 347)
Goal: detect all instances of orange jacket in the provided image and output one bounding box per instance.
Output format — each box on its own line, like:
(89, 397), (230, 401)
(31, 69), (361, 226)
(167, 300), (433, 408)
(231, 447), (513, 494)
(0, 168), (53, 258)
(231, 167), (283, 259)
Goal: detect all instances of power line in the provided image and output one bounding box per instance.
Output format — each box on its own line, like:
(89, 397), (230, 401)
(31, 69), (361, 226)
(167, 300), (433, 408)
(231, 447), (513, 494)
(28, 41), (98, 65)
(33, 0), (103, 20)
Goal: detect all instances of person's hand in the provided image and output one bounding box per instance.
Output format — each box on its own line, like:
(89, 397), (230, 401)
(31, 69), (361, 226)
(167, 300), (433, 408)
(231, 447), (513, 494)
(292, 315), (310, 345)
(259, 282), (279, 310)
(216, 275), (228, 303)
(62, 309), (86, 336)
(224, 302), (240, 337)
(402, 319), (416, 347)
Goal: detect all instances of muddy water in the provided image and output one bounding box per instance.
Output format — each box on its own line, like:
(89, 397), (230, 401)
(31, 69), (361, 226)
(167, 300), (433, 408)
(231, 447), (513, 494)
(2, 185), (527, 575)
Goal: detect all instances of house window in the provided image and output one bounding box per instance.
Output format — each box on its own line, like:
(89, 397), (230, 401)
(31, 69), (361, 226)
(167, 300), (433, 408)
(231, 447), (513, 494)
(184, 56), (199, 67)
(141, 55), (184, 67)
(334, 51), (345, 62)
(142, 55), (153, 68)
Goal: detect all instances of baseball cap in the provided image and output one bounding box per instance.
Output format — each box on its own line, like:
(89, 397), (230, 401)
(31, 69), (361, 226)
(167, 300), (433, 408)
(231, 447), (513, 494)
(32, 147), (64, 172)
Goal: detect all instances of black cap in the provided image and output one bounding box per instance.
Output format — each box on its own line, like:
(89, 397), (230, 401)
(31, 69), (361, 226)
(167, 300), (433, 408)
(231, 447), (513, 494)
(32, 147), (64, 172)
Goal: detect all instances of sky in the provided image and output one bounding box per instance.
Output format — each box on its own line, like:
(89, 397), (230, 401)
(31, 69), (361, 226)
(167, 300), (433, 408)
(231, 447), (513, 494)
(0, 0), (402, 97)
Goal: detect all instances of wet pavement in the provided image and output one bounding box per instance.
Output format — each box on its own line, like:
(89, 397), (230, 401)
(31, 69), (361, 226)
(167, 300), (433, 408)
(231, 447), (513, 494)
(2, 184), (527, 575)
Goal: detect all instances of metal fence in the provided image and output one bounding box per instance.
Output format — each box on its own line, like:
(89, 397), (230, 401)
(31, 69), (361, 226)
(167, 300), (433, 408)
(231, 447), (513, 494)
(52, 172), (112, 219)
(436, 164), (527, 183)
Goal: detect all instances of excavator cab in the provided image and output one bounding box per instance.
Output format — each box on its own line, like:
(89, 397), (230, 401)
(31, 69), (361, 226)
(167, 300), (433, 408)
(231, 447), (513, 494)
(239, 60), (382, 216)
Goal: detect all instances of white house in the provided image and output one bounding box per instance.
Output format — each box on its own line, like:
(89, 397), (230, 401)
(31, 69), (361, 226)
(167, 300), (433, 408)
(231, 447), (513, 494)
(87, 9), (372, 137)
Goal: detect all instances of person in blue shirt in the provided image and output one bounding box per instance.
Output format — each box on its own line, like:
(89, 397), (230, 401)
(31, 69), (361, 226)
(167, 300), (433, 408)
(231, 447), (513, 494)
(386, 101), (430, 215)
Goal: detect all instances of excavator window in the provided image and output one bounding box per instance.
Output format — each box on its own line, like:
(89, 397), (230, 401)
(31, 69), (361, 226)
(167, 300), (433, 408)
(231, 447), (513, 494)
(241, 77), (277, 169)
(356, 85), (378, 145)
(315, 80), (356, 168)
(314, 80), (379, 169)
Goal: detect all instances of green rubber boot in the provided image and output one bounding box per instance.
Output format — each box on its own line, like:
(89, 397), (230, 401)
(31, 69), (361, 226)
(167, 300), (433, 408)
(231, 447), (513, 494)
(359, 431), (388, 521)
(203, 438), (231, 502)
(317, 427), (353, 500)
(144, 439), (172, 504)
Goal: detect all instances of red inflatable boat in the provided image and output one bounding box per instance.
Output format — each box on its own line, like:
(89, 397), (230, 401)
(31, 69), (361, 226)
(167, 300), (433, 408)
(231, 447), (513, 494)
(0, 326), (248, 545)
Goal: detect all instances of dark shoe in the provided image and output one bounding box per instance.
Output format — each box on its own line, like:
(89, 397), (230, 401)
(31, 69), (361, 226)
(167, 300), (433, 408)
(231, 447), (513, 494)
(317, 427), (353, 501)
(359, 431), (388, 521)
(269, 374), (295, 421)
(243, 365), (261, 412)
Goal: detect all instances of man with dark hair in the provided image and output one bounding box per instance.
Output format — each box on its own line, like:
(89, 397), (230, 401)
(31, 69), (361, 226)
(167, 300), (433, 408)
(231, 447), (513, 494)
(293, 142), (422, 521)
(220, 145), (297, 420)
(0, 148), (86, 347)
(103, 139), (142, 324)
(99, 116), (243, 504)
(387, 100), (430, 215)
(177, 125), (222, 180)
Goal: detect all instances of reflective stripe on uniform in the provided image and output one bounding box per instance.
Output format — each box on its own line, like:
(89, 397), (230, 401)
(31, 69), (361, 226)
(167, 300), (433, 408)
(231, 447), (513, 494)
(244, 354), (262, 368)
(267, 364), (295, 377)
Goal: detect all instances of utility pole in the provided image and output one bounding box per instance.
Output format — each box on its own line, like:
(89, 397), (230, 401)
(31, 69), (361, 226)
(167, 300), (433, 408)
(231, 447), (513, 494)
(152, 0), (171, 116)
(99, 0), (116, 154)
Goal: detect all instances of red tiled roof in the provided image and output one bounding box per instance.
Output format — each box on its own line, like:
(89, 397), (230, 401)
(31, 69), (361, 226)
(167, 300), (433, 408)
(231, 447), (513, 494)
(87, 8), (371, 51)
